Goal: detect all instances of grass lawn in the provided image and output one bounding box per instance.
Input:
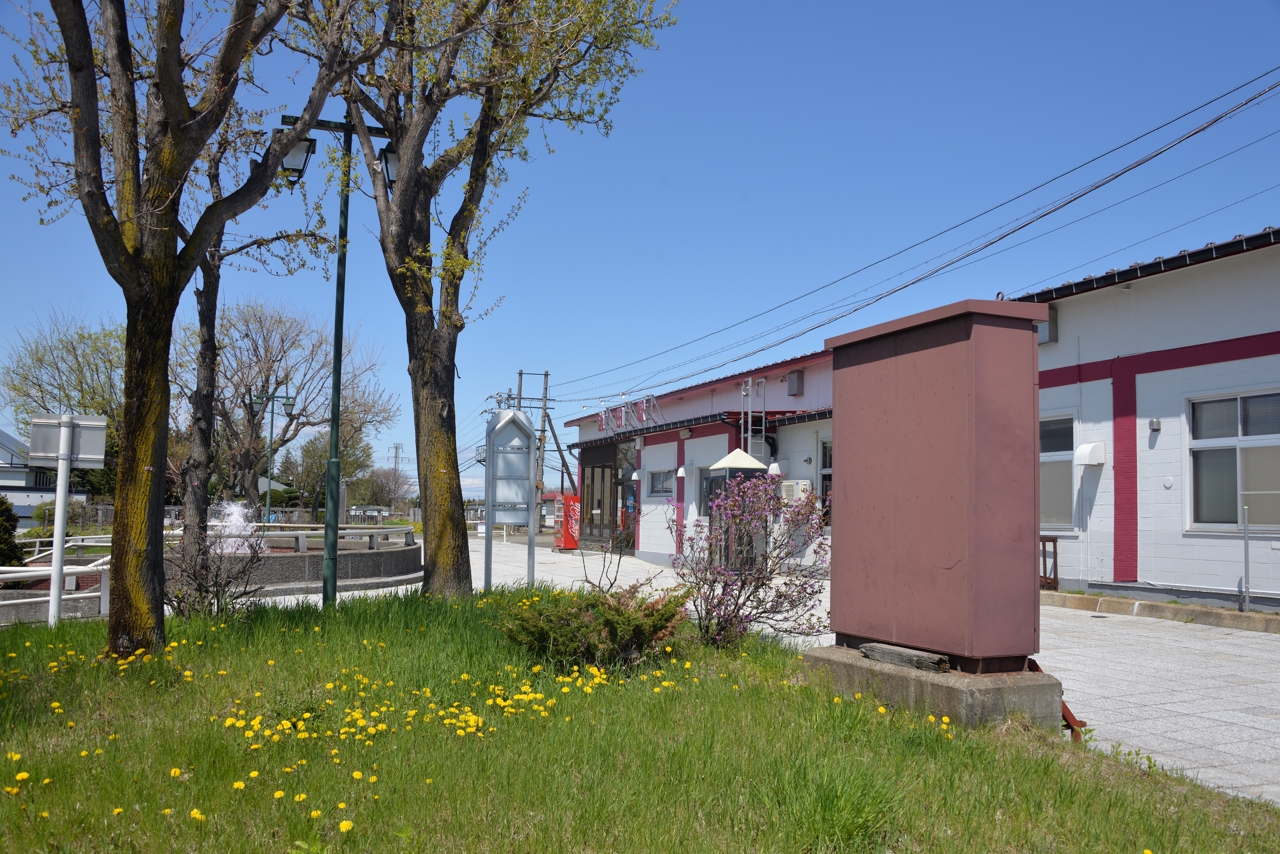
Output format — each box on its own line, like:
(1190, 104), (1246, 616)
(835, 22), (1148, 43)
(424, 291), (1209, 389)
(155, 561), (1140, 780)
(1, 590), (1277, 853)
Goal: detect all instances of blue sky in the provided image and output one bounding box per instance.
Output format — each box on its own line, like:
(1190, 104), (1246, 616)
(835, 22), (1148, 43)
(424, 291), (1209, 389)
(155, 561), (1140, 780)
(4, 1), (1280, 496)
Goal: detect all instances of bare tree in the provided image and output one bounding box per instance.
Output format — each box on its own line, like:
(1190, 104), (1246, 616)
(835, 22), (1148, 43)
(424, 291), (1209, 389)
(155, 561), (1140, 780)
(170, 298), (399, 509)
(1, 0), (396, 653)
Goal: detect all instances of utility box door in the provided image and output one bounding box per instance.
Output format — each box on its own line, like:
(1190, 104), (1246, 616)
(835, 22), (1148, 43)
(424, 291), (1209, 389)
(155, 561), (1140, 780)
(824, 299), (1048, 663)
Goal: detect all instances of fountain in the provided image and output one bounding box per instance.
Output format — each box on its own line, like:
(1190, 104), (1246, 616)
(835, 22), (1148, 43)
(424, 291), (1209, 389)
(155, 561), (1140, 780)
(207, 502), (260, 554)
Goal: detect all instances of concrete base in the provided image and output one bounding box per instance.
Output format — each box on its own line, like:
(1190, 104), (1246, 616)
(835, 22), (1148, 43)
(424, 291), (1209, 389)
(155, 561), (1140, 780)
(802, 645), (1063, 730)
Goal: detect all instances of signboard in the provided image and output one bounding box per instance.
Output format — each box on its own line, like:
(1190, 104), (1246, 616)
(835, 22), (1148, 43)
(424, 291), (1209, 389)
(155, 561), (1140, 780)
(483, 410), (538, 590)
(28, 414), (108, 470)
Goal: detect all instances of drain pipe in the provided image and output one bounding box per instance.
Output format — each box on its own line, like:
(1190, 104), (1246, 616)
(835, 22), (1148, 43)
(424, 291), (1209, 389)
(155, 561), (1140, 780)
(1244, 505), (1251, 613)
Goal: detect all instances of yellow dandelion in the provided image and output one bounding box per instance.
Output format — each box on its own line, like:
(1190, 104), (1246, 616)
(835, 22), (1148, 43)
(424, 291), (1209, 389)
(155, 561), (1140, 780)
(339, 820), (354, 833)
(15, 772), (29, 781)
(273, 790), (284, 799)
(249, 771), (259, 778)
(878, 706), (886, 714)
(310, 809), (322, 818)
(189, 808), (205, 821)
(170, 767), (182, 778)
(232, 781), (245, 790)
(942, 716), (950, 724)
(833, 697), (842, 704)
(338, 802), (346, 809)
(113, 807), (123, 815)
(294, 793), (307, 802)
(351, 771), (362, 780)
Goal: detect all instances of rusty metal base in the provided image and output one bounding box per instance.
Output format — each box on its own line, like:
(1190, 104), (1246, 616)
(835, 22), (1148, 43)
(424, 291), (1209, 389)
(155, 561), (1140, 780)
(835, 633), (1028, 674)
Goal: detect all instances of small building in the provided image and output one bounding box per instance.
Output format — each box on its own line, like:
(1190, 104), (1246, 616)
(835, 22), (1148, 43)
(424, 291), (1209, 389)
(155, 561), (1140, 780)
(566, 351), (834, 565)
(0, 428), (86, 530)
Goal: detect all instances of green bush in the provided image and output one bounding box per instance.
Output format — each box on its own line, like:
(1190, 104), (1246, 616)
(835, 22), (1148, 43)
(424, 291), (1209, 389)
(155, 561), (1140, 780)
(0, 495), (23, 566)
(495, 584), (689, 668)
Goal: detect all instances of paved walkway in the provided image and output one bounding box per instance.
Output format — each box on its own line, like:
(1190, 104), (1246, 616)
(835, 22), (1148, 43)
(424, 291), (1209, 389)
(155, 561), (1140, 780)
(268, 543), (1280, 805)
(1035, 606), (1280, 805)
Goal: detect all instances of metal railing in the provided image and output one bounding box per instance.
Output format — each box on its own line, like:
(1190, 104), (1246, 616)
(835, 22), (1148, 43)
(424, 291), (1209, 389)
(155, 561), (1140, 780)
(4, 522), (419, 625)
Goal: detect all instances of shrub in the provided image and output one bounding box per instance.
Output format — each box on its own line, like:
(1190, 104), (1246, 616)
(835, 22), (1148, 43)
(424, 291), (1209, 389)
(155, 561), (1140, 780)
(0, 495), (23, 566)
(495, 584), (689, 668)
(669, 473), (829, 646)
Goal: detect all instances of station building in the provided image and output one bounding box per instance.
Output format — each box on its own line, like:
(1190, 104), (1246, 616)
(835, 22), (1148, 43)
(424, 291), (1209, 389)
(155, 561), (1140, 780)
(564, 226), (1280, 607)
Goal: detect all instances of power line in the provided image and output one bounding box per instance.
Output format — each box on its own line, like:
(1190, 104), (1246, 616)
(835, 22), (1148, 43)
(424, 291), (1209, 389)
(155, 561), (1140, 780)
(553, 62), (1280, 393)
(560, 77), (1280, 401)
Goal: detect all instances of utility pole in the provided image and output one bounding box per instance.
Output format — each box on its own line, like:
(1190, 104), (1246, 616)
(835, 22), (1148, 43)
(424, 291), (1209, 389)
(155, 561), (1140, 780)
(535, 372), (549, 532)
(516, 371), (524, 411)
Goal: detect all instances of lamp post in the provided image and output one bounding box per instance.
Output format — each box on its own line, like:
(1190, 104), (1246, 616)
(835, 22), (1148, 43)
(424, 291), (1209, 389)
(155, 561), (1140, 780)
(251, 386), (296, 526)
(279, 110), (390, 608)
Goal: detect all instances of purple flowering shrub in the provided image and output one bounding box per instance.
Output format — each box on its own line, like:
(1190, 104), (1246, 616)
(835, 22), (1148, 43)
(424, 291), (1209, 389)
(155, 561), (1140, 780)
(668, 473), (829, 646)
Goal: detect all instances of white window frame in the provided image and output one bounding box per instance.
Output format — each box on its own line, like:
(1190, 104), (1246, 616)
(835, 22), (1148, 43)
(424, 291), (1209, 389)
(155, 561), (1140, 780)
(1186, 388), (1280, 531)
(1039, 412), (1076, 532)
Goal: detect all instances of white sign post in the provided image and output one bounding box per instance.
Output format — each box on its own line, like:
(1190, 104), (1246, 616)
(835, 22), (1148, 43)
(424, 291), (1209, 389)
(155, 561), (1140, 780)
(483, 410), (538, 591)
(29, 413), (107, 626)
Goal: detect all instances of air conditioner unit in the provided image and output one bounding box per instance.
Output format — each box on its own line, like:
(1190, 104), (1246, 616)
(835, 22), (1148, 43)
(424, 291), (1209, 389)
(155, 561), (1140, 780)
(780, 479), (812, 502)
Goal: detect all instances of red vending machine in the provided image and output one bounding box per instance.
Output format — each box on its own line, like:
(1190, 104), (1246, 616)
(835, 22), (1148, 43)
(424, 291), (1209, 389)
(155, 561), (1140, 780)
(553, 494), (580, 551)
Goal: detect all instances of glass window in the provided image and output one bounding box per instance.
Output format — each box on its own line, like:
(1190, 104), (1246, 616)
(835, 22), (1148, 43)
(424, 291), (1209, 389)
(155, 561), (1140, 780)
(1192, 448), (1237, 524)
(1192, 398), (1238, 440)
(648, 470), (674, 496)
(1040, 418), (1073, 453)
(1240, 445), (1280, 525)
(1039, 417), (1073, 528)
(1189, 393), (1280, 527)
(698, 467), (724, 517)
(1243, 393), (1280, 437)
(1040, 460), (1073, 526)
(820, 440), (833, 471)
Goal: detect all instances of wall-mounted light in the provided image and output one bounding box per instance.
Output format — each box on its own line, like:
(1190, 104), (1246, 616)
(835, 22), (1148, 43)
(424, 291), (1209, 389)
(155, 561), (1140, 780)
(631, 471), (641, 481)
(803, 457), (812, 465)
(1149, 418), (1161, 432)
(676, 466), (686, 478)
(767, 462), (783, 476)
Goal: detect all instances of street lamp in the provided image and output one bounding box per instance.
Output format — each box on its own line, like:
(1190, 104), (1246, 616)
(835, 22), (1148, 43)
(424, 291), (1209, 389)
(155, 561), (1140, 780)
(251, 385), (295, 526)
(378, 141), (398, 189)
(279, 109), (391, 608)
(278, 132), (317, 187)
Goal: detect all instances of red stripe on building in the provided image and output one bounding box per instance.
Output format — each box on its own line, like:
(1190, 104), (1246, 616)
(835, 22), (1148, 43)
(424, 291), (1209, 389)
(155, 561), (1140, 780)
(1039, 330), (1280, 583)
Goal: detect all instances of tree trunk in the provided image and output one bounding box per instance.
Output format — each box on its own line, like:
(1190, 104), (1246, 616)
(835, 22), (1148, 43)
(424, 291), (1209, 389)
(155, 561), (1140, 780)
(408, 313), (470, 595)
(180, 269), (219, 582)
(109, 284), (178, 655)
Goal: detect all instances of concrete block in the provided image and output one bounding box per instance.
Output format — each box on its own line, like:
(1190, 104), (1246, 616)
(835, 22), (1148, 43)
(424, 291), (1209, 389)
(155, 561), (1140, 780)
(802, 645), (1062, 730)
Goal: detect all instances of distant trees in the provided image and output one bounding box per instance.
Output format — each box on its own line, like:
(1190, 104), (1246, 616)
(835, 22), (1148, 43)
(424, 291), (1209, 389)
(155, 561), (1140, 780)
(3, 303), (398, 511)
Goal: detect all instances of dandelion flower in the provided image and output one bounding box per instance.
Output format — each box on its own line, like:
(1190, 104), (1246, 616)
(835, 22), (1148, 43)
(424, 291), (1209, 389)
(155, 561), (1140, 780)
(232, 781), (245, 790)
(833, 697), (842, 704)
(942, 716), (950, 724)
(369, 775), (377, 783)
(273, 790), (284, 799)
(339, 820), (354, 833)
(310, 809), (321, 818)
(170, 768), (182, 778)
(113, 808), (123, 815)
(15, 772), (29, 781)
(351, 771), (362, 780)
(294, 793), (307, 802)
(249, 771), (259, 778)
(338, 802), (347, 809)
(41, 778), (50, 785)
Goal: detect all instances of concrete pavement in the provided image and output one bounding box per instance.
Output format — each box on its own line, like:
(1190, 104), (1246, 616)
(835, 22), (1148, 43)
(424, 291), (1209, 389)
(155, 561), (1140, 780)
(1035, 606), (1280, 805)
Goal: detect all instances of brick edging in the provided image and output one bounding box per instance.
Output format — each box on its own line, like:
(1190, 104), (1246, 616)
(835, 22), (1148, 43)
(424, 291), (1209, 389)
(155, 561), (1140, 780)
(1041, 591), (1280, 634)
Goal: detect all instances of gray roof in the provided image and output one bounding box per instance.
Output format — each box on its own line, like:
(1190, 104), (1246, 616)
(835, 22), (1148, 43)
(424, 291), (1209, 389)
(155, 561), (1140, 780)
(0, 430), (28, 467)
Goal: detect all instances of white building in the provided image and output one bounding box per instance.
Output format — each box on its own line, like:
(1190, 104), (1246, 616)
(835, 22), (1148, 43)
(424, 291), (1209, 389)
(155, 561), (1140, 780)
(1015, 227), (1280, 607)
(565, 226), (1280, 608)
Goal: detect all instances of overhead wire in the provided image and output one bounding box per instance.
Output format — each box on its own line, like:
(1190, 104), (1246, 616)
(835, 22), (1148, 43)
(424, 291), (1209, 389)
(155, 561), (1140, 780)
(552, 62), (1280, 393)
(556, 77), (1280, 401)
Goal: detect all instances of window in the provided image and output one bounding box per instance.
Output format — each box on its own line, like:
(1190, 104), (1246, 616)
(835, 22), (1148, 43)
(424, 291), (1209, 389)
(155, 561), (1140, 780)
(818, 439), (833, 523)
(648, 470), (674, 496)
(697, 467), (724, 517)
(1190, 393), (1280, 526)
(1040, 417), (1073, 528)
